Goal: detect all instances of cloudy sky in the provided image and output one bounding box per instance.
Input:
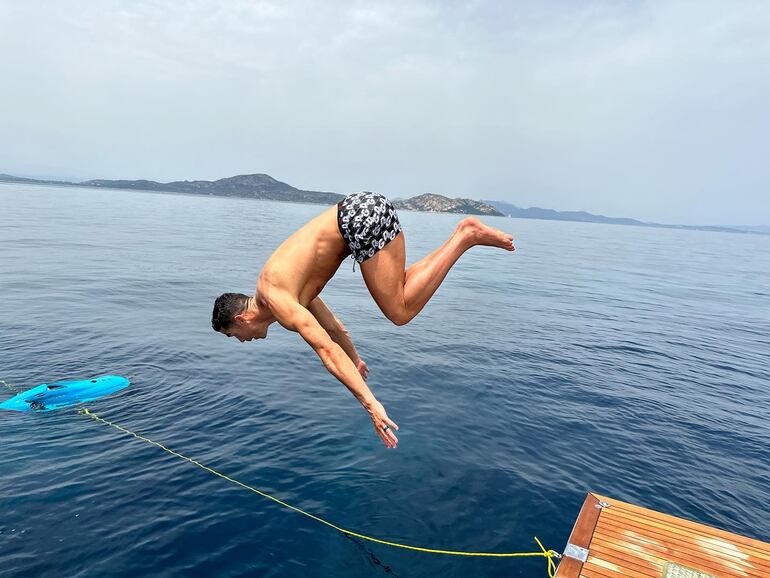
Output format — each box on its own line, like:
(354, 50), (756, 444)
(1, 1), (768, 225)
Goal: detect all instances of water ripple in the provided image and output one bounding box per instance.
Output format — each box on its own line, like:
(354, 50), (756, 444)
(1, 184), (769, 577)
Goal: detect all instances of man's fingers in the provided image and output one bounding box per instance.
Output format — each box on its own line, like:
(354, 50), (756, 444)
(377, 425), (397, 448)
(369, 403), (397, 448)
(383, 424), (398, 447)
(375, 425), (392, 447)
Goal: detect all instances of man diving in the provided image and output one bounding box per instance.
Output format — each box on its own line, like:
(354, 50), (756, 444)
(212, 192), (514, 448)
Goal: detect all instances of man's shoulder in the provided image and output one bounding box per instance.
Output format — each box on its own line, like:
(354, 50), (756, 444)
(257, 267), (278, 287)
(256, 276), (296, 309)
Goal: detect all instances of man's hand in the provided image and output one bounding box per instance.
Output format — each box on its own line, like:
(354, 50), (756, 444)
(355, 359), (370, 379)
(367, 400), (399, 448)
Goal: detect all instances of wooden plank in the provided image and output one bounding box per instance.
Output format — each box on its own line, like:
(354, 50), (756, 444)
(602, 504), (770, 559)
(600, 507), (770, 567)
(596, 513), (770, 572)
(579, 569), (613, 578)
(603, 510), (770, 576)
(581, 565), (637, 578)
(584, 551), (657, 578)
(592, 495), (768, 578)
(588, 541), (664, 577)
(582, 559), (649, 578)
(592, 530), (752, 578)
(579, 565), (616, 578)
(594, 494), (770, 552)
(554, 493), (602, 578)
(597, 512), (769, 560)
(594, 520), (764, 577)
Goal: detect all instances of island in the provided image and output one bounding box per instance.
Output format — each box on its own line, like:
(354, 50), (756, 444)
(0, 172), (765, 233)
(0, 173), (501, 216)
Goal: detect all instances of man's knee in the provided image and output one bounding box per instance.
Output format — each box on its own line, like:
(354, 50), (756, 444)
(386, 309), (412, 326)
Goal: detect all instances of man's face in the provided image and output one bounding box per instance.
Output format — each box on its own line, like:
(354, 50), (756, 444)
(221, 319), (268, 342)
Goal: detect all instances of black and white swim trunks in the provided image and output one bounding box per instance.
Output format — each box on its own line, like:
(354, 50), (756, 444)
(337, 192), (403, 264)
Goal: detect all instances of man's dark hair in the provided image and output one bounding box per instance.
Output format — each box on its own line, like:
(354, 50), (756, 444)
(211, 293), (250, 331)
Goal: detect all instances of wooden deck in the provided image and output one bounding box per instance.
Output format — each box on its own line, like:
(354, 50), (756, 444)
(555, 493), (770, 578)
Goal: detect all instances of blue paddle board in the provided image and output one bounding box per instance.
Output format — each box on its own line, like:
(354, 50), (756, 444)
(0, 375), (130, 412)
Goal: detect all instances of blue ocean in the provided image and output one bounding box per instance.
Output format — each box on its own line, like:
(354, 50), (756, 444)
(1, 183), (768, 577)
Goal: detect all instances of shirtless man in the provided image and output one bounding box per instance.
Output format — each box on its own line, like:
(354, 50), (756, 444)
(212, 192), (514, 448)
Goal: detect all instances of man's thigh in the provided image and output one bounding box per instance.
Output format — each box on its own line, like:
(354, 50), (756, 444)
(360, 232), (407, 311)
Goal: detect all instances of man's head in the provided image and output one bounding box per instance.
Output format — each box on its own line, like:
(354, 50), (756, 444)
(211, 292), (271, 342)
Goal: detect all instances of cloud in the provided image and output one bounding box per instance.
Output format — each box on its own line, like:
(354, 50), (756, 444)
(1, 0), (768, 224)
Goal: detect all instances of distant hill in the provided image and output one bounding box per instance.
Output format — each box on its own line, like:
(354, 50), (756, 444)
(0, 172), (501, 215)
(484, 199), (643, 225)
(1, 172), (766, 233)
(393, 193), (503, 216)
(727, 224), (770, 234)
(483, 199), (759, 234)
(81, 173), (345, 204)
(0, 173), (63, 184)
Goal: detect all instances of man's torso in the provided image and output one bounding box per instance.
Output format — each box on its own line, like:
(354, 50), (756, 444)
(258, 205), (349, 307)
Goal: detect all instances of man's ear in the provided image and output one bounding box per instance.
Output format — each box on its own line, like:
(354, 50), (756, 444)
(233, 313), (246, 325)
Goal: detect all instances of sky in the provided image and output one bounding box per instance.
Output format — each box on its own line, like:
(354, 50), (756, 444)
(1, 1), (768, 225)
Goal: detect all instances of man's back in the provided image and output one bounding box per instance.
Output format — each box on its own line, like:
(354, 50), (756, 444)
(260, 205), (349, 306)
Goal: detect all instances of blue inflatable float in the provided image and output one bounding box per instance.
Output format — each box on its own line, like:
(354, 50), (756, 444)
(0, 375), (130, 412)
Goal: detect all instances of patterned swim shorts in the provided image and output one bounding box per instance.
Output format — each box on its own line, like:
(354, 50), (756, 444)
(336, 191), (403, 264)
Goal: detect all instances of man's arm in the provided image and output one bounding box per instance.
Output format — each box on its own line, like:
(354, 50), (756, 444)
(268, 291), (398, 448)
(308, 297), (369, 378)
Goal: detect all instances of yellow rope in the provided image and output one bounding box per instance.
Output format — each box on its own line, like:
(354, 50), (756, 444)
(1, 379), (21, 393)
(78, 407), (559, 576)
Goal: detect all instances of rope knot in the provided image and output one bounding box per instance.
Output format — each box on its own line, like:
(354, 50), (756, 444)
(533, 537), (559, 577)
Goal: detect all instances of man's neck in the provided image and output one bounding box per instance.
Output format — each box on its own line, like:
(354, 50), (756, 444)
(247, 295), (275, 324)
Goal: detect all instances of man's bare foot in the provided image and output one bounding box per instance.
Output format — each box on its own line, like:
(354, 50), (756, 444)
(457, 217), (515, 250)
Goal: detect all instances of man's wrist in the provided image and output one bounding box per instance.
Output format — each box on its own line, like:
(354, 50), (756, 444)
(360, 394), (377, 409)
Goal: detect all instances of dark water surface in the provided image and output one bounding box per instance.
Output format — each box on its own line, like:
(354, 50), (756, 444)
(1, 183), (768, 577)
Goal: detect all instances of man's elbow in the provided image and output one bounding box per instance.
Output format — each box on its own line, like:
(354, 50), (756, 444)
(333, 318), (350, 338)
(329, 329), (350, 342)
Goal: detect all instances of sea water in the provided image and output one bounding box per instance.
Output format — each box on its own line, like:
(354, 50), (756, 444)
(1, 183), (768, 577)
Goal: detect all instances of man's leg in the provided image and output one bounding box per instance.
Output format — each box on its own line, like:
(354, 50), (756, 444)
(360, 217), (514, 325)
